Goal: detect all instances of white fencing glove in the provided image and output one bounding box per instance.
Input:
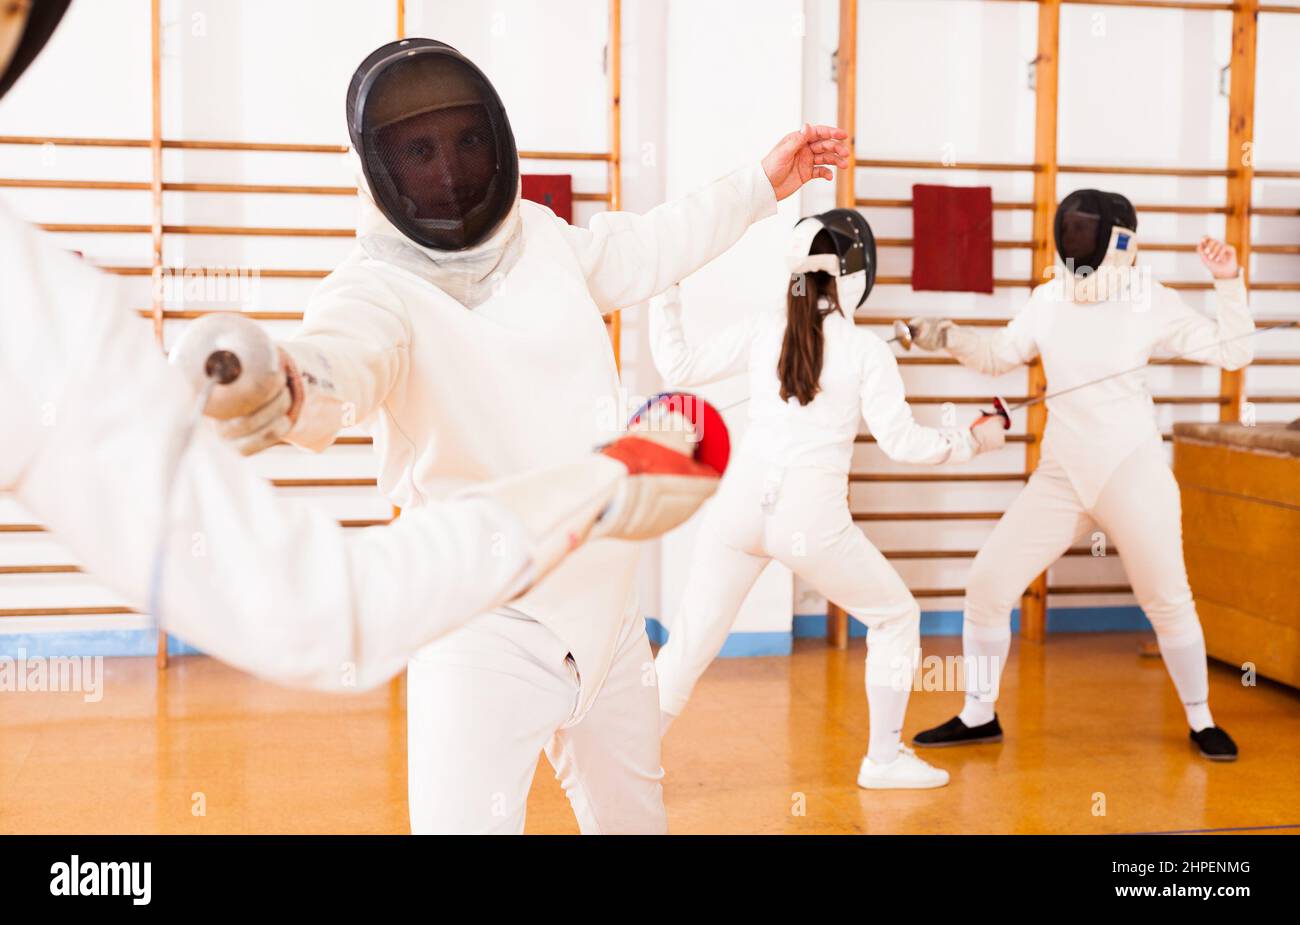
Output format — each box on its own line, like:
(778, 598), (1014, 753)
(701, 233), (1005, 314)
(907, 316), (956, 351)
(969, 414), (1007, 454)
(169, 313), (305, 456)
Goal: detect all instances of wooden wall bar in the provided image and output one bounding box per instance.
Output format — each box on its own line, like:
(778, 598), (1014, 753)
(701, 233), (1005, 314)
(1221, 0), (1258, 423)
(827, 0), (860, 646)
(151, 0), (168, 666)
(1022, 0), (1062, 642)
(607, 0), (623, 368)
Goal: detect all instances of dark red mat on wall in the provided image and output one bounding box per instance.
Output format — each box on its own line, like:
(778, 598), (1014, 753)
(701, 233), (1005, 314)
(911, 184), (994, 293)
(522, 174), (573, 223)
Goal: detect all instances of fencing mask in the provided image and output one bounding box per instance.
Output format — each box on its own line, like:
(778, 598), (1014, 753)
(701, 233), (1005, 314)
(347, 38), (519, 252)
(0, 0), (72, 100)
(786, 208), (877, 311)
(1054, 188), (1138, 277)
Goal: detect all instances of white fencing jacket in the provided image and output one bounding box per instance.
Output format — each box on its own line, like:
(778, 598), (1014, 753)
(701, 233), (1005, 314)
(0, 202), (543, 691)
(946, 274), (1253, 506)
(283, 164), (778, 709)
(650, 294), (978, 471)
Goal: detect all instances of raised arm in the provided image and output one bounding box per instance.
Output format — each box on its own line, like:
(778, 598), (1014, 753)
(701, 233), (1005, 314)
(560, 124), (849, 312)
(649, 285), (761, 387)
(858, 334), (1000, 464)
(1153, 237), (1254, 369)
(561, 165), (775, 312)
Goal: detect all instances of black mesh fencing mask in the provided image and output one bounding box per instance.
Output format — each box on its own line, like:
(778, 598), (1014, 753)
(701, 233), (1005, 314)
(347, 39), (519, 252)
(1054, 189), (1138, 276)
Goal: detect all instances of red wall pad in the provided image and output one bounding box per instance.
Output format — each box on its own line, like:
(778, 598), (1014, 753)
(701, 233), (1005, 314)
(911, 184), (994, 294)
(522, 174), (574, 224)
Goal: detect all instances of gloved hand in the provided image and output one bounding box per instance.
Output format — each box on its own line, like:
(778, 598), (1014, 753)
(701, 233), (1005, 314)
(593, 391), (729, 540)
(214, 350), (302, 456)
(168, 312), (304, 456)
(458, 392), (730, 593)
(593, 433), (720, 541)
(969, 414), (1006, 454)
(907, 316), (955, 351)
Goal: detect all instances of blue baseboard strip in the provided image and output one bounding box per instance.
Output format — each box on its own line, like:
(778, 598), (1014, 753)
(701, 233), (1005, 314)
(644, 618), (792, 657)
(0, 630), (201, 659)
(2, 607), (1150, 660)
(794, 605), (1150, 640)
(653, 606), (1150, 659)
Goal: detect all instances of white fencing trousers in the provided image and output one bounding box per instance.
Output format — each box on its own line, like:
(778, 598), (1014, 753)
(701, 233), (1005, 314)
(655, 457), (922, 718)
(406, 608), (666, 835)
(964, 441), (1212, 722)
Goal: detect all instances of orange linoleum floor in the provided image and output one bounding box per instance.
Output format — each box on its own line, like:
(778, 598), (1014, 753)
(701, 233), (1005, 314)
(2, 632), (1298, 834)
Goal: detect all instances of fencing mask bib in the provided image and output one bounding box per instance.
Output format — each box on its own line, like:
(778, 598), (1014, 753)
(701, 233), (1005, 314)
(347, 39), (519, 252)
(786, 208), (877, 311)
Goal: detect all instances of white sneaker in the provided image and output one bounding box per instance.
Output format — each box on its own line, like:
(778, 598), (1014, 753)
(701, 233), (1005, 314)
(856, 745), (950, 790)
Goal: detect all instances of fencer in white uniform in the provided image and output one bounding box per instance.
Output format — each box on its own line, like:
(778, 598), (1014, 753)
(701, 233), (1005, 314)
(208, 38), (851, 832)
(908, 190), (1251, 760)
(0, 4), (722, 694)
(650, 210), (1008, 789)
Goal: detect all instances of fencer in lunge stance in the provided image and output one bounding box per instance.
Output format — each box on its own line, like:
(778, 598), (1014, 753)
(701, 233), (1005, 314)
(0, 1), (723, 695)
(206, 38), (851, 832)
(650, 210), (1008, 789)
(908, 189), (1252, 760)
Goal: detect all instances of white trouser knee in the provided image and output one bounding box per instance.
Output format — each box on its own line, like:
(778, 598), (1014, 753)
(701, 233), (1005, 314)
(864, 602), (921, 691)
(963, 552), (1019, 631)
(1144, 597), (1202, 647)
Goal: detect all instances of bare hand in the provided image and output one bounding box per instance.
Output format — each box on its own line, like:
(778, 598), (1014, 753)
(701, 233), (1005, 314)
(1197, 236), (1239, 280)
(761, 123), (850, 201)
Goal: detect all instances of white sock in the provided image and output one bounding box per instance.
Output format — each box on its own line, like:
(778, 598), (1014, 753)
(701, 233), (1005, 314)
(659, 710), (677, 737)
(1156, 624), (1214, 731)
(958, 619), (1011, 728)
(866, 683), (911, 765)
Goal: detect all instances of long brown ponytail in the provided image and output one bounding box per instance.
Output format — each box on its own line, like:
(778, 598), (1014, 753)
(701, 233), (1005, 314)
(778, 233), (842, 405)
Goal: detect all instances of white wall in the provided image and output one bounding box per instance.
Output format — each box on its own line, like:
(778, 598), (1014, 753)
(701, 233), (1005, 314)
(649, 0), (811, 639)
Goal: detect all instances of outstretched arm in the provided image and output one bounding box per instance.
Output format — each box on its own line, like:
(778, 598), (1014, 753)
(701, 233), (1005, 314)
(281, 268), (412, 451)
(561, 124), (849, 312)
(858, 334), (1000, 464)
(909, 301), (1040, 377)
(649, 285), (761, 387)
(2, 207), (718, 693)
(200, 264), (411, 457)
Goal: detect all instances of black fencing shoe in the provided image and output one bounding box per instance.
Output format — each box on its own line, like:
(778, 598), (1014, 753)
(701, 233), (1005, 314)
(1190, 726), (1238, 762)
(912, 715), (1003, 748)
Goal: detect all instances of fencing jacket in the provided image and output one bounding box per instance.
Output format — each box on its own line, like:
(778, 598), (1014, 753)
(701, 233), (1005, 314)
(283, 163), (778, 711)
(946, 274), (1253, 507)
